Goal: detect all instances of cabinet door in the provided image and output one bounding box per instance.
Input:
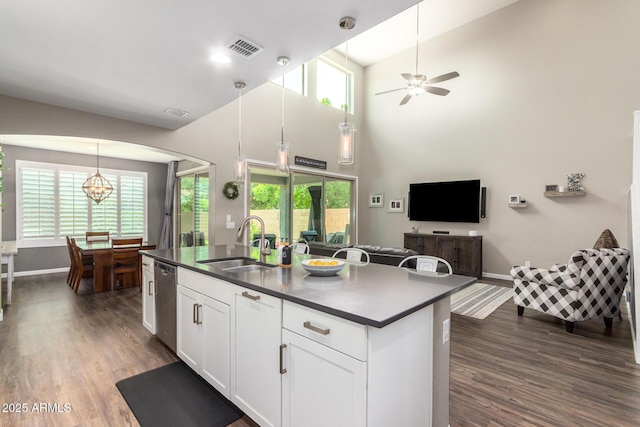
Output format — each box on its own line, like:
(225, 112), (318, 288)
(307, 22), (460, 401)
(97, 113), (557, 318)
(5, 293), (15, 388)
(282, 329), (366, 427)
(176, 284), (201, 371)
(201, 294), (231, 398)
(142, 269), (155, 334)
(233, 288), (282, 427)
(438, 237), (456, 267)
(455, 238), (479, 277)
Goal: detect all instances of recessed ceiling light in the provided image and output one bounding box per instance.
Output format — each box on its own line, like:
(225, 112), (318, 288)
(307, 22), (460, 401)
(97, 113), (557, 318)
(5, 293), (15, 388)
(210, 52), (231, 64)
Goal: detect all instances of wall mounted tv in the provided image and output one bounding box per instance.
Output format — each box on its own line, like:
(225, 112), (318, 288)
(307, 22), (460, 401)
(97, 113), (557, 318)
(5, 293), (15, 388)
(409, 179), (481, 223)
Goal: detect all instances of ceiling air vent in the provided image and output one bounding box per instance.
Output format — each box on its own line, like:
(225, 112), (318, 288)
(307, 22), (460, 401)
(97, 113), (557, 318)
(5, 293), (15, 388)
(227, 36), (264, 59)
(163, 107), (189, 118)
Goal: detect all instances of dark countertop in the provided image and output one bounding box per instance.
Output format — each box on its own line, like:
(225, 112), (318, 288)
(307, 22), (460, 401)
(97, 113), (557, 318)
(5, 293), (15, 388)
(141, 245), (477, 328)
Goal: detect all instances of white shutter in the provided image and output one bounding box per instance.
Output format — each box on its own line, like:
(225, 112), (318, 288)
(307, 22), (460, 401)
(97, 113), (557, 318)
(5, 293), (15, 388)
(120, 175), (145, 236)
(59, 170), (89, 238)
(91, 173), (118, 235)
(21, 167), (56, 241)
(17, 161), (148, 247)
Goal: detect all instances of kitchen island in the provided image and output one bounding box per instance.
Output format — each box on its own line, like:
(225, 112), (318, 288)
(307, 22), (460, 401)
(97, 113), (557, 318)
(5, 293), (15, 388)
(141, 245), (476, 427)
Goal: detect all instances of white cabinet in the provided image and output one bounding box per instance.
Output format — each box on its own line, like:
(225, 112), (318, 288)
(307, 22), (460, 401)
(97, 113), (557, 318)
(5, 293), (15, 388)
(232, 287), (282, 427)
(141, 255), (155, 334)
(281, 329), (366, 427)
(176, 268), (232, 398)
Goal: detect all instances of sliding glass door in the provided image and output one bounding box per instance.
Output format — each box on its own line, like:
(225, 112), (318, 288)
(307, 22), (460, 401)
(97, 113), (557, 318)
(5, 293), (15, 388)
(177, 171), (209, 247)
(247, 165), (355, 245)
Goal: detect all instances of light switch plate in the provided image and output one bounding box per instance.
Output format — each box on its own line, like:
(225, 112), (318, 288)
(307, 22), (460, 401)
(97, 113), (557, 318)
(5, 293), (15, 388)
(226, 221), (235, 229)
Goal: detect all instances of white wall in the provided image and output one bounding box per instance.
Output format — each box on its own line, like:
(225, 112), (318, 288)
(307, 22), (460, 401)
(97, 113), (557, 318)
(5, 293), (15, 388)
(0, 49), (365, 249)
(360, 0), (640, 275)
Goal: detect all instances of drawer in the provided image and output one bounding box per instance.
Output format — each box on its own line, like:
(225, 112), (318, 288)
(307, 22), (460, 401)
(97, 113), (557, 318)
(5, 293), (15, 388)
(177, 267), (233, 305)
(141, 256), (154, 274)
(283, 301), (367, 361)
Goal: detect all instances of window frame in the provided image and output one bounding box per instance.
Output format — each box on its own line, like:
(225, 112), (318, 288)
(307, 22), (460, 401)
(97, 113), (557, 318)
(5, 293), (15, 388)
(315, 56), (354, 114)
(16, 160), (148, 248)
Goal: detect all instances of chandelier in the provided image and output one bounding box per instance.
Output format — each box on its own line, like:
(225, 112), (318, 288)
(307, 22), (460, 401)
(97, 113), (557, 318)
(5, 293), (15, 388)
(82, 143), (113, 204)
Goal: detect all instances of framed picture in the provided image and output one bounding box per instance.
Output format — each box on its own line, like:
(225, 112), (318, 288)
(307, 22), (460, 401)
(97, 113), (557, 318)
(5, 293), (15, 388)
(388, 198), (404, 213)
(369, 193), (384, 208)
(545, 185), (558, 192)
(508, 195), (520, 204)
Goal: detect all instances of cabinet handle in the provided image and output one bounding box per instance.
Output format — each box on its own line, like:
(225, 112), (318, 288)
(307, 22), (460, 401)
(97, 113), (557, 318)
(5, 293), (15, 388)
(303, 321), (330, 335)
(193, 303), (198, 324)
(196, 304), (203, 325)
(242, 291), (260, 301)
(148, 280), (153, 296)
(279, 344), (287, 374)
(142, 262), (150, 267)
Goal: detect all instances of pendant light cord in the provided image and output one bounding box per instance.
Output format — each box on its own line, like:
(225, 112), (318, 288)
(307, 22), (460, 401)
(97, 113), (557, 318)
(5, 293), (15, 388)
(344, 28), (349, 123)
(238, 88), (242, 157)
(415, 3), (420, 76)
(96, 143), (100, 172)
(281, 74), (285, 143)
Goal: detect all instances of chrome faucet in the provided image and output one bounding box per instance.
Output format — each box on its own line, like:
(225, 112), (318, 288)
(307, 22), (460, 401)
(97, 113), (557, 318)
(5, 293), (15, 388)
(237, 215), (271, 263)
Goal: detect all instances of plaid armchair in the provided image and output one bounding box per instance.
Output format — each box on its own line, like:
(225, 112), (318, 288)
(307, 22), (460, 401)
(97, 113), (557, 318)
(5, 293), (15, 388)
(510, 248), (629, 333)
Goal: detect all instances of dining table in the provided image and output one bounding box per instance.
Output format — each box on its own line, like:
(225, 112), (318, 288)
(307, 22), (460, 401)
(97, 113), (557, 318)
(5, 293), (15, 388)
(76, 239), (156, 292)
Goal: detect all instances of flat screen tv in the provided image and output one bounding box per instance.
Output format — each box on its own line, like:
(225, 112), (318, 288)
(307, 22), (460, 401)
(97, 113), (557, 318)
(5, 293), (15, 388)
(409, 179), (481, 223)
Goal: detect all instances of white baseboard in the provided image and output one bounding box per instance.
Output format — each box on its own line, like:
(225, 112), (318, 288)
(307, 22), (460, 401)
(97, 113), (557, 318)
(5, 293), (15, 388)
(482, 272), (511, 281)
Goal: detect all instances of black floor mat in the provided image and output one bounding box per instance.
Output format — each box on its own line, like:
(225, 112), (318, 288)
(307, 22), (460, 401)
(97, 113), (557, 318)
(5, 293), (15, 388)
(116, 361), (243, 427)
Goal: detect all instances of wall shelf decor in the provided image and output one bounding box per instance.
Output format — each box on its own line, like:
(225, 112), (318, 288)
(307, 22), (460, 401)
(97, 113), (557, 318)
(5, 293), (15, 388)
(544, 191), (585, 198)
(509, 202), (528, 208)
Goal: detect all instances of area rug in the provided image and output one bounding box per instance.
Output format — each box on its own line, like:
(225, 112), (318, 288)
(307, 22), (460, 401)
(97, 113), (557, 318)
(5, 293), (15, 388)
(451, 282), (513, 319)
(116, 361), (243, 427)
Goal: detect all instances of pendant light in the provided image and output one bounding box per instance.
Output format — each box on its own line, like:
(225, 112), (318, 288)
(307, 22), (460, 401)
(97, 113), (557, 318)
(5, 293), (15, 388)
(233, 81), (246, 183)
(338, 16), (356, 165)
(276, 56), (290, 174)
(82, 143), (113, 204)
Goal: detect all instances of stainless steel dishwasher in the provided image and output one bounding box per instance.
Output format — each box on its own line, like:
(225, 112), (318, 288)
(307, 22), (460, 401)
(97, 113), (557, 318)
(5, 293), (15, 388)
(154, 260), (177, 352)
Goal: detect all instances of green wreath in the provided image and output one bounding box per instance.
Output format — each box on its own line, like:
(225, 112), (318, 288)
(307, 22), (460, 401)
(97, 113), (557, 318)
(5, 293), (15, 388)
(222, 181), (239, 200)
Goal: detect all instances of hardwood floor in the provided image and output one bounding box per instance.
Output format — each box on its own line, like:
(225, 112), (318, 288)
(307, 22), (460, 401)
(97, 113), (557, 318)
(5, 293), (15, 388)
(450, 279), (640, 426)
(1, 274), (639, 426)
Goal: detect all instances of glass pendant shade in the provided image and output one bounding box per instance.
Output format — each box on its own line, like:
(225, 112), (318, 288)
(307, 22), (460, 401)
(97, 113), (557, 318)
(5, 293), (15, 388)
(233, 154), (246, 183)
(276, 141), (289, 173)
(338, 122), (356, 165)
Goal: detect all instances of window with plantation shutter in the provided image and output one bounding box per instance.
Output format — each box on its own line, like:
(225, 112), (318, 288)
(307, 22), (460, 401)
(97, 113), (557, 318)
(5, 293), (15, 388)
(59, 170), (89, 238)
(16, 160), (148, 248)
(21, 167), (56, 241)
(120, 175), (145, 236)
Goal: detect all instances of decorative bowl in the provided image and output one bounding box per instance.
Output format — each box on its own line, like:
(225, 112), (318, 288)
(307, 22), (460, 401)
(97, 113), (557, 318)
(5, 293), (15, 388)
(301, 259), (346, 276)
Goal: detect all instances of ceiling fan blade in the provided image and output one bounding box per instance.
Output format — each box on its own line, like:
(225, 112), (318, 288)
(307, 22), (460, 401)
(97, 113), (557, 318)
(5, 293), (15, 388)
(401, 73), (415, 81)
(425, 86), (450, 96)
(426, 71), (460, 84)
(375, 87), (407, 96)
(399, 93), (413, 105)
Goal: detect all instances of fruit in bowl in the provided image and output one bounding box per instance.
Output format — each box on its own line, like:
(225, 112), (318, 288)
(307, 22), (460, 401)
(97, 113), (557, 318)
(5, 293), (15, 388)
(302, 259), (346, 276)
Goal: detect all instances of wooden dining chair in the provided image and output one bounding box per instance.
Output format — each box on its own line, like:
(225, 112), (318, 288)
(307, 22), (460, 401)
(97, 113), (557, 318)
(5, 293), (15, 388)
(70, 238), (92, 293)
(86, 231), (110, 241)
(66, 236), (76, 287)
(112, 238), (143, 290)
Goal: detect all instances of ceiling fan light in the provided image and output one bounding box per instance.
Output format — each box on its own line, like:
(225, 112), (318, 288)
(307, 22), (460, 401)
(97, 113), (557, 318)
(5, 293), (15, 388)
(409, 86), (425, 96)
(338, 122), (355, 165)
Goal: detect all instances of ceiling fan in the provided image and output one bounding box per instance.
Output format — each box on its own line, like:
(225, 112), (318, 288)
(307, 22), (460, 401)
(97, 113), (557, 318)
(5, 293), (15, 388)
(375, 3), (460, 105)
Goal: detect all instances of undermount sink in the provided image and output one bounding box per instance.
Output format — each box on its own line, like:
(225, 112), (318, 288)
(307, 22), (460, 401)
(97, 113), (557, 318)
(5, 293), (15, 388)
(197, 257), (258, 269)
(221, 264), (275, 273)
(197, 257), (275, 272)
